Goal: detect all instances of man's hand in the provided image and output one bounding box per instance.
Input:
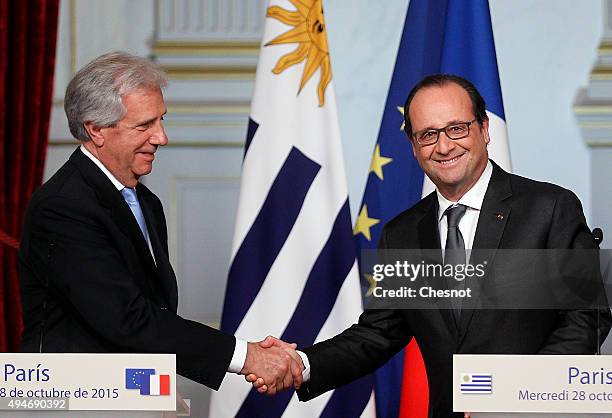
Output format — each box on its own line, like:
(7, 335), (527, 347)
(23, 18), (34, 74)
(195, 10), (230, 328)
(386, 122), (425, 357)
(241, 336), (304, 395)
(243, 336), (304, 394)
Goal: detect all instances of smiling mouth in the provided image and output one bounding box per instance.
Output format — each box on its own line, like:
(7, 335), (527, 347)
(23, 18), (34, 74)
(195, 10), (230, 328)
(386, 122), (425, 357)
(138, 152), (155, 162)
(435, 153), (465, 166)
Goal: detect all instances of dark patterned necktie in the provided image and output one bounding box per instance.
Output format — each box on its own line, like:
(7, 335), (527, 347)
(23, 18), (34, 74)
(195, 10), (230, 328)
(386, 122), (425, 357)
(445, 204), (467, 265)
(444, 204), (467, 323)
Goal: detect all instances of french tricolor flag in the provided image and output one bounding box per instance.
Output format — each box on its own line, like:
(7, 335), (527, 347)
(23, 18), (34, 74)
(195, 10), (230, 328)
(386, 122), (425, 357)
(140, 374), (170, 396)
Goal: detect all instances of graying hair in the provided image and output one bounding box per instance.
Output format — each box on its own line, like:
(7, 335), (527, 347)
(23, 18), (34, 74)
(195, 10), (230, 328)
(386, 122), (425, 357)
(64, 51), (168, 141)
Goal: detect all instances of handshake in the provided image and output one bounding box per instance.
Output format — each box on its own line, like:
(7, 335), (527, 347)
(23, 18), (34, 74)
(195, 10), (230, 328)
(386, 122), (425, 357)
(240, 336), (305, 395)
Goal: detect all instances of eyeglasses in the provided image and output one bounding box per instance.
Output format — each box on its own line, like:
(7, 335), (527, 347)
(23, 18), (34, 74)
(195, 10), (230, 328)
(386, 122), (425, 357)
(412, 119), (477, 146)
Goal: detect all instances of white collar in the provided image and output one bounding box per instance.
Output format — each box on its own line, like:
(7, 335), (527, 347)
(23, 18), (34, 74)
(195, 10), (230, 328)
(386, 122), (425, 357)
(436, 160), (493, 221)
(79, 144), (126, 191)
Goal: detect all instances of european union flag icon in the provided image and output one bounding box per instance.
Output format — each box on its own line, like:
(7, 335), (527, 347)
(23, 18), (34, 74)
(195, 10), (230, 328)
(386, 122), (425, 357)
(126, 368), (155, 389)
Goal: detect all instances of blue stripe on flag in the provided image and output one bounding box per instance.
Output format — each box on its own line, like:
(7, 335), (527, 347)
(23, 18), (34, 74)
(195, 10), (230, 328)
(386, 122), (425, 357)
(234, 201), (364, 418)
(283, 200), (355, 346)
(235, 390), (293, 418)
(244, 117), (259, 157)
(221, 146), (321, 334)
(319, 375), (373, 418)
(439, 0), (505, 119)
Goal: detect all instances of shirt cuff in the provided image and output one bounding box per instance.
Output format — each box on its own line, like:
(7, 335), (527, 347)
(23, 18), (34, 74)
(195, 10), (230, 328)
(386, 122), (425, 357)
(228, 338), (248, 373)
(297, 350), (311, 382)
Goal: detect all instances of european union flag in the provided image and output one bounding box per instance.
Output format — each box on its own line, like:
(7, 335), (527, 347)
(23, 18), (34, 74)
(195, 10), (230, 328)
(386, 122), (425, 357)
(125, 368), (155, 389)
(139, 374), (152, 395)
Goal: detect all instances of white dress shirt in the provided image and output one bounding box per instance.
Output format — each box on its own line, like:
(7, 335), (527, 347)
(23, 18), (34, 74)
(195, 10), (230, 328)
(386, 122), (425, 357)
(437, 160), (493, 252)
(80, 146), (157, 261)
(80, 145), (124, 191)
(79, 146), (247, 373)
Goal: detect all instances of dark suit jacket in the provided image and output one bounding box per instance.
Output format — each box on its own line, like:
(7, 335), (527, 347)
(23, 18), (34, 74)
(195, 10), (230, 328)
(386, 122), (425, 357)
(297, 161), (612, 417)
(19, 148), (235, 390)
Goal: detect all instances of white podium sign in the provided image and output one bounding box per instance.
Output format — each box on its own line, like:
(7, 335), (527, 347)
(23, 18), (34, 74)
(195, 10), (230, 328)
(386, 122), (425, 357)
(0, 354), (175, 412)
(454, 354), (612, 414)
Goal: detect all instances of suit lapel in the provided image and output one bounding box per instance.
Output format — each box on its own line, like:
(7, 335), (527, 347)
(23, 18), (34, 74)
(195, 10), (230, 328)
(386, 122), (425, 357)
(471, 163), (512, 252)
(71, 148), (178, 311)
(417, 193), (441, 251)
(69, 149), (157, 272)
(457, 161), (512, 346)
(138, 186), (179, 311)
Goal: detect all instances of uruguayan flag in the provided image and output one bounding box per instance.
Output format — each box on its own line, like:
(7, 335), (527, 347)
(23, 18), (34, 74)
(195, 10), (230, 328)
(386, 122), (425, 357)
(460, 373), (493, 394)
(209, 1), (375, 417)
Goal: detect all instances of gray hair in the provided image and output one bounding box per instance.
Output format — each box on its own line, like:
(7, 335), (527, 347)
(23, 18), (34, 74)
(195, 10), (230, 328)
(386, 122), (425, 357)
(64, 51), (168, 141)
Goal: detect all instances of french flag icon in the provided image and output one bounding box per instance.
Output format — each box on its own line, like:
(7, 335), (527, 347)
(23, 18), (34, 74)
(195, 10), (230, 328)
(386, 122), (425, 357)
(140, 374), (170, 396)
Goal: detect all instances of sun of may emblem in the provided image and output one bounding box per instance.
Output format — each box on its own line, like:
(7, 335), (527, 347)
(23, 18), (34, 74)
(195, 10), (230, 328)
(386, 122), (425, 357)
(266, 0), (332, 106)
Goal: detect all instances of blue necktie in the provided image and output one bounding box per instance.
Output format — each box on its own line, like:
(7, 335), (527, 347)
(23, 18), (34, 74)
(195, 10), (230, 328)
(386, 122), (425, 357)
(121, 187), (149, 242)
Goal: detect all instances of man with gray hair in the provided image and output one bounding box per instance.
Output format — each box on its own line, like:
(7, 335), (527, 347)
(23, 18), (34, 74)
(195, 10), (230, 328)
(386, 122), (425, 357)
(18, 51), (303, 394)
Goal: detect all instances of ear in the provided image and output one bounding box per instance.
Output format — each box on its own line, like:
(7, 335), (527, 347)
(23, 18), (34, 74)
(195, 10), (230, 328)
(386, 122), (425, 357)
(411, 138), (418, 157)
(83, 122), (106, 147)
(481, 117), (490, 145)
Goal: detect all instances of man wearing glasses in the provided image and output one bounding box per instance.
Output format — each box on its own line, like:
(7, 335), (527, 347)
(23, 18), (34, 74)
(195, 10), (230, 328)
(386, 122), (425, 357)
(249, 74), (612, 418)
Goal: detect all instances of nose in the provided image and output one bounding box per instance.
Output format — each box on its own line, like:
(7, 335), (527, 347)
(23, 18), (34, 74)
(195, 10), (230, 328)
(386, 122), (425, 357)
(434, 131), (455, 155)
(149, 120), (168, 146)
